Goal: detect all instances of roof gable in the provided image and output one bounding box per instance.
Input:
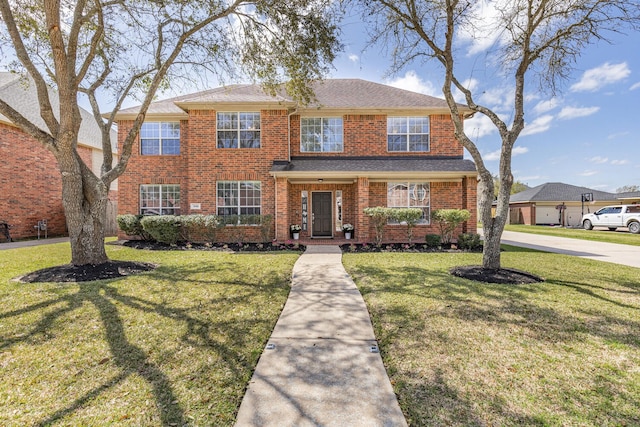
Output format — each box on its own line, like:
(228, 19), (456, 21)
(0, 72), (116, 153)
(116, 79), (467, 118)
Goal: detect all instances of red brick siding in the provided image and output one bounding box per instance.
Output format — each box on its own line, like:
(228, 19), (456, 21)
(0, 122), (113, 239)
(117, 119), (189, 223)
(117, 108), (476, 242)
(290, 114), (464, 157)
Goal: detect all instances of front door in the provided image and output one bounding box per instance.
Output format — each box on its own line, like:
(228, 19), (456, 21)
(312, 192), (332, 237)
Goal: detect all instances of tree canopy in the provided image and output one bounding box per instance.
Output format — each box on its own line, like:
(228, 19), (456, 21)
(0, 0), (342, 264)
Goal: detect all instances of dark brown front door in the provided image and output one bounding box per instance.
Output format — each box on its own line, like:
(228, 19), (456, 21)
(312, 192), (332, 237)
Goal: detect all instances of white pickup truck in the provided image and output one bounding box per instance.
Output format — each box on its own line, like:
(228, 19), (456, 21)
(582, 205), (640, 234)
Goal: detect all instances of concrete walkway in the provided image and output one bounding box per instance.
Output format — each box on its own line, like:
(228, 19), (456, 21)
(500, 230), (640, 269)
(0, 237), (69, 250)
(235, 245), (407, 427)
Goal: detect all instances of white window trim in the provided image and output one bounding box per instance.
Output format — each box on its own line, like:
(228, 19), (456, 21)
(140, 122), (180, 155)
(140, 184), (180, 215)
(387, 181), (431, 224)
(300, 117), (344, 153)
(216, 112), (262, 149)
(387, 116), (430, 152)
(216, 180), (262, 225)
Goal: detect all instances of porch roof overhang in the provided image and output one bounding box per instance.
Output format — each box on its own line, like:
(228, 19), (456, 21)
(270, 156), (477, 183)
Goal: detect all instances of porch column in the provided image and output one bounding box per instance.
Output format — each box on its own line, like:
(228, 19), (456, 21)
(275, 177), (289, 241)
(355, 176), (370, 241)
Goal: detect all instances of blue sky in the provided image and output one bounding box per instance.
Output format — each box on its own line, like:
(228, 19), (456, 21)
(329, 11), (640, 193)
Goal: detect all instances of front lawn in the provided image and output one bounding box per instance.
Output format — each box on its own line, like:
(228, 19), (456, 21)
(343, 248), (640, 426)
(0, 242), (298, 426)
(505, 224), (640, 246)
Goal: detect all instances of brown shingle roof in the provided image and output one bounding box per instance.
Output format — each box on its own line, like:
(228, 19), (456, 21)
(116, 79), (466, 117)
(271, 156), (477, 177)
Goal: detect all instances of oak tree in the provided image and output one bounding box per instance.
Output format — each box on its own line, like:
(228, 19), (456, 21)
(359, 0), (639, 269)
(0, 0), (341, 265)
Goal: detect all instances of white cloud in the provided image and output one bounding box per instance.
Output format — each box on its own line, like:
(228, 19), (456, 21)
(484, 145), (528, 161)
(348, 54), (359, 63)
(580, 170), (599, 177)
(479, 86), (514, 111)
(608, 131), (630, 140)
(630, 82), (640, 91)
(387, 71), (437, 96)
(457, 0), (507, 55)
(589, 156), (608, 164)
(570, 62), (630, 92)
(558, 106), (600, 120)
(520, 115), (553, 136)
(611, 159), (629, 165)
(464, 113), (497, 138)
(533, 98), (560, 114)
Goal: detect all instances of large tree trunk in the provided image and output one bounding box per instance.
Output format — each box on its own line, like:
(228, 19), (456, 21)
(477, 158), (512, 270)
(58, 149), (110, 265)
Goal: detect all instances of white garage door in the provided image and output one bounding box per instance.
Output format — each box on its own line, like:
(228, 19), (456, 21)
(536, 206), (561, 225)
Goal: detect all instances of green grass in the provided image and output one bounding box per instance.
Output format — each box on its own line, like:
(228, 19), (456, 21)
(505, 224), (640, 246)
(0, 242), (299, 426)
(343, 248), (640, 426)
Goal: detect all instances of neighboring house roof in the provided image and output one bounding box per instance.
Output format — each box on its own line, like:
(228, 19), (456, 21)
(115, 79), (469, 119)
(0, 72), (116, 153)
(271, 157), (477, 179)
(508, 182), (617, 203)
(617, 191), (640, 202)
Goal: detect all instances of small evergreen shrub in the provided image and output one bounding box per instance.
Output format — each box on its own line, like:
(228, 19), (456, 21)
(457, 233), (483, 251)
(425, 233), (441, 248)
(259, 215), (274, 242)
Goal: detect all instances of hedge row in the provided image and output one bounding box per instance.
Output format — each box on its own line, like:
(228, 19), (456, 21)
(117, 214), (273, 245)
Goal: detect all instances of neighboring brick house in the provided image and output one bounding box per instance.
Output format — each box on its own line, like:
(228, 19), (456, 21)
(0, 72), (118, 240)
(115, 79), (477, 242)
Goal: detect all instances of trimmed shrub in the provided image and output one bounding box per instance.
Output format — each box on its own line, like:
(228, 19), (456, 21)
(181, 214), (221, 243)
(425, 233), (441, 248)
(458, 233), (483, 251)
(364, 206), (394, 246)
(432, 209), (471, 245)
(393, 208), (423, 243)
(117, 214), (149, 239)
(140, 215), (182, 245)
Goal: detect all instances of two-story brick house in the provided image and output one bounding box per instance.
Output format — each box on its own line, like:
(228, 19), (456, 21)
(115, 79), (477, 242)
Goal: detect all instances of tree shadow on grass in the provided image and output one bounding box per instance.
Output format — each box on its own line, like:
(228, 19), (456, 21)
(347, 262), (640, 424)
(1, 261), (290, 426)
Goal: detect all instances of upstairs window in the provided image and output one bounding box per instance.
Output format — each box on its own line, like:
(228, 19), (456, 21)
(387, 182), (430, 224)
(140, 184), (180, 215)
(387, 117), (429, 152)
(217, 112), (261, 148)
(300, 117), (343, 152)
(140, 122), (180, 155)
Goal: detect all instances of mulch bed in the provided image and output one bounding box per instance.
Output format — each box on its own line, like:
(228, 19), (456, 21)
(340, 242), (465, 253)
(17, 241), (542, 285)
(120, 240), (306, 252)
(18, 261), (157, 283)
(450, 265), (544, 284)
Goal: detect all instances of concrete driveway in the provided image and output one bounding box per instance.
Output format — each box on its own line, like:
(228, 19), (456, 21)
(499, 230), (640, 269)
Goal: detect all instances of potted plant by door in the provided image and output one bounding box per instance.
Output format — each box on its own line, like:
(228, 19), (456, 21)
(290, 224), (301, 240)
(342, 223), (354, 240)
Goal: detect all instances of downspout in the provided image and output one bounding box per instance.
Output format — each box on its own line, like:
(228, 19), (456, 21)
(274, 174), (278, 241)
(287, 105), (298, 161)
